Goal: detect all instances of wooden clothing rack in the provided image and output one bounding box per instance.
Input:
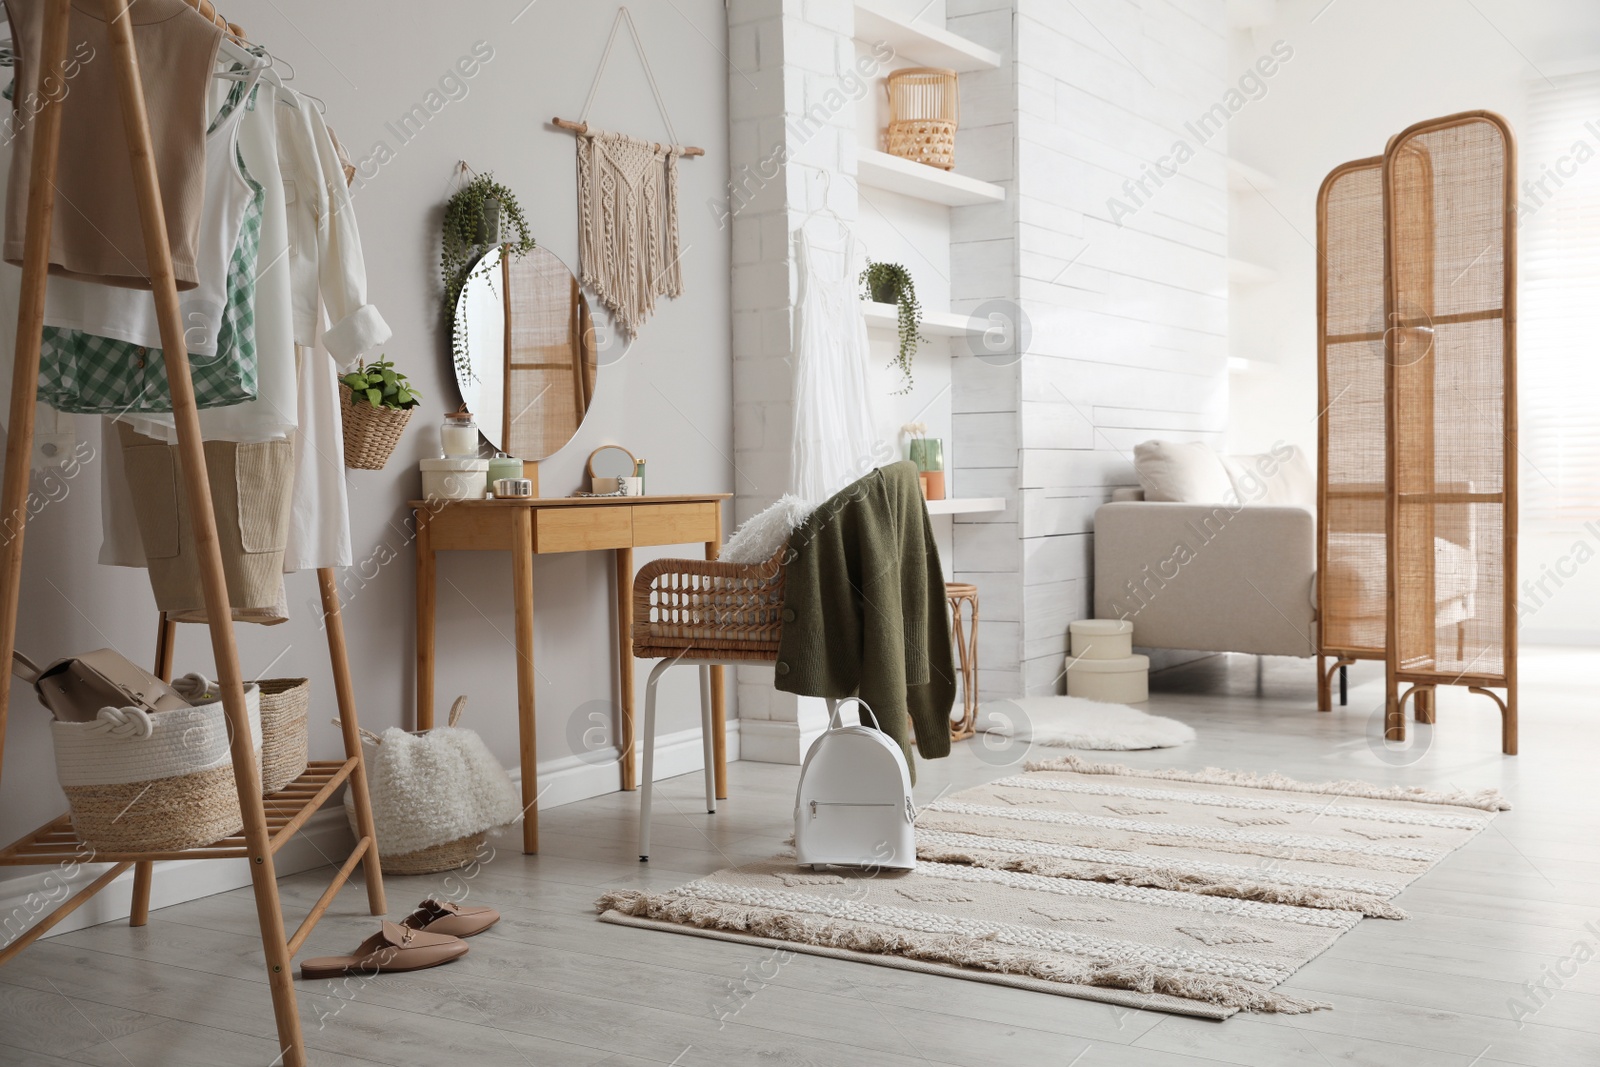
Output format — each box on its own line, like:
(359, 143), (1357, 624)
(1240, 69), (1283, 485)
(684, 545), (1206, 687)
(0, 4), (385, 1066)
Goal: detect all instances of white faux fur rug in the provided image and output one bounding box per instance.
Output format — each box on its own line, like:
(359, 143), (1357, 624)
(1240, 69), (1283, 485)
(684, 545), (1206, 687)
(975, 696), (1197, 750)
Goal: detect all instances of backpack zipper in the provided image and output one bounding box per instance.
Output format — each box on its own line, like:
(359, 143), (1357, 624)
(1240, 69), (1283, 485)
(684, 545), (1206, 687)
(809, 800), (896, 818)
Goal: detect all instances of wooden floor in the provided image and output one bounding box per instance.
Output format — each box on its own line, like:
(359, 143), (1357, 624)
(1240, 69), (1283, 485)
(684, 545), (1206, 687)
(3, 646), (1598, 1066)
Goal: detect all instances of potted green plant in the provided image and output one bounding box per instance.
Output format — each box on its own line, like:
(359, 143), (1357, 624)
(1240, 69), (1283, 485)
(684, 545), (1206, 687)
(441, 173), (535, 382)
(860, 260), (924, 392)
(338, 356), (422, 470)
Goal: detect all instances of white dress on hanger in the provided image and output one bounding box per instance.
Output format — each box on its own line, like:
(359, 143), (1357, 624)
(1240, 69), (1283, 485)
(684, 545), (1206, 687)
(790, 221), (883, 503)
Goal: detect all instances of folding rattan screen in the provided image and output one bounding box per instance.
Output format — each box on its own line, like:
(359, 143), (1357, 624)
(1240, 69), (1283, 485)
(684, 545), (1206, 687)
(1382, 112), (1517, 754)
(1316, 157), (1387, 711)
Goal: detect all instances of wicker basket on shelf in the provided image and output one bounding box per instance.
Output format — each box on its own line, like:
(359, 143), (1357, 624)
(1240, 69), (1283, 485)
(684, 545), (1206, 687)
(257, 678), (310, 795)
(339, 382), (412, 470)
(632, 547), (788, 662)
(885, 67), (959, 171)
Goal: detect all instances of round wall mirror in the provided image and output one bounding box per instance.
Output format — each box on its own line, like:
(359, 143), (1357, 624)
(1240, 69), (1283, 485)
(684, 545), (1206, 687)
(453, 245), (599, 458)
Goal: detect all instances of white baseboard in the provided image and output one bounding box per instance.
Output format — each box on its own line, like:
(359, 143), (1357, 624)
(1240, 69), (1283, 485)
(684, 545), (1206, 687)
(739, 717), (824, 765)
(0, 720), (740, 946)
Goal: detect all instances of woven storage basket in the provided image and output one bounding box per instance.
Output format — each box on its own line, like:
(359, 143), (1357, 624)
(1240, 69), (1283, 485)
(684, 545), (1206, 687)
(885, 67), (959, 171)
(257, 678), (310, 795)
(50, 682), (262, 853)
(378, 833), (485, 875)
(339, 383), (412, 471)
(344, 696), (521, 875)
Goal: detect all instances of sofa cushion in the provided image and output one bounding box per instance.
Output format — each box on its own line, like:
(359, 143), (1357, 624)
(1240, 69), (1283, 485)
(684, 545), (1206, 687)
(1132, 440), (1235, 503)
(1221, 445), (1315, 510)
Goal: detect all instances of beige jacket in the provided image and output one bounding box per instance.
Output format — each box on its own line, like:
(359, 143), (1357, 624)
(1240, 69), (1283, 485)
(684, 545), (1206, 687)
(3, 0), (221, 290)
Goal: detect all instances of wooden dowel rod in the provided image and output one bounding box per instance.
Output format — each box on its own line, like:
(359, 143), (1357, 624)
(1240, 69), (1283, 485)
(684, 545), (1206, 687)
(550, 117), (705, 157)
(0, 0), (72, 811)
(267, 759), (357, 854)
(0, 863), (132, 966)
(285, 836), (369, 957)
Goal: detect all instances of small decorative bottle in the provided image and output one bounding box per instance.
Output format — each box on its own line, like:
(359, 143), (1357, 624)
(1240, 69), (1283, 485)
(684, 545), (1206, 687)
(634, 457), (646, 496)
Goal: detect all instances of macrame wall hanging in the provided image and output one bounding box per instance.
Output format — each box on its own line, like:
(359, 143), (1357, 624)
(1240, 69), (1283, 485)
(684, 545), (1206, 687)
(552, 8), (704, 340)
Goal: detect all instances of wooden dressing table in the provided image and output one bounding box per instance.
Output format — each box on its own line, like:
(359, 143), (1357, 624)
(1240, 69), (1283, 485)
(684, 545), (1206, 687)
(412, 493), (732, 853)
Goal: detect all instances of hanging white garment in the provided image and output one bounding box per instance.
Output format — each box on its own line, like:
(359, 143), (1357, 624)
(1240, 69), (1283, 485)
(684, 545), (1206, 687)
(0, 208), (76, 470)
(40, 69), (262, 361)
(281, 315), (352, 572)
(121, 80), (297, 445)
(275, 87), (389, 366)
(790, 223), (883, 503)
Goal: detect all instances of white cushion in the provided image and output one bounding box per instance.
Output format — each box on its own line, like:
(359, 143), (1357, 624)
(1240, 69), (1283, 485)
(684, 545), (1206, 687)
(1221, 445), (1315, 510)
(721, 495), (817, 564)
(1132, 440), (1234, 503)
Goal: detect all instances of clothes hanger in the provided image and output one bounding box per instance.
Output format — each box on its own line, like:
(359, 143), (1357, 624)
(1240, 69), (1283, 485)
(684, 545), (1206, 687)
(804, 171), (852, 245)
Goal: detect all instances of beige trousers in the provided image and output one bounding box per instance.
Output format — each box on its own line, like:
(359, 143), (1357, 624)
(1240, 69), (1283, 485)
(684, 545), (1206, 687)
(117, 424), (293, 625)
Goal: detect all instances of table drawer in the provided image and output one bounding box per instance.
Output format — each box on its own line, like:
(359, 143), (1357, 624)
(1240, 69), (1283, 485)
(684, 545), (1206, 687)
(536, 507), (632, 552)
(632, 503), (719, 546)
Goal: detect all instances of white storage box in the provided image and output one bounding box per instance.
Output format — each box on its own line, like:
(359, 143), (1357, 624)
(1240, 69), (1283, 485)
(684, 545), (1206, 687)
(420, 458), (489, 501)
(1064, 653), (1149, 704)
(1069, 619), (1135, 660)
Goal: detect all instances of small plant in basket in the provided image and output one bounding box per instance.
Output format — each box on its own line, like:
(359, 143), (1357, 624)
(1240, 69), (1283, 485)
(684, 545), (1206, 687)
(338, 356), (420, 471)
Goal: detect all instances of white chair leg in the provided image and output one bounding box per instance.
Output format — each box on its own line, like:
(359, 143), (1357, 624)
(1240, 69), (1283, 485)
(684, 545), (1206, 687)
(639, 658), (673, 861)
(699, 664), (716, 814)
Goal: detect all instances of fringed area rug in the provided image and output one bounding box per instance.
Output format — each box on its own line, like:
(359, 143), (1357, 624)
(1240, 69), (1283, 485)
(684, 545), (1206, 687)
(597, 757), (1508, 1019)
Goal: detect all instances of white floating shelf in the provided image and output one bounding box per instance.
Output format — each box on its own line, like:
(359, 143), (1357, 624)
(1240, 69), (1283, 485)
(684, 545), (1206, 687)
(1228, 257), (1279, 287)
(1227, 158), (1278, 194)
(857, 150), (1005, 208)
(925, 497), (1007, 516)
(853, 0), (1002, 72)
(861, 300), (974, 337)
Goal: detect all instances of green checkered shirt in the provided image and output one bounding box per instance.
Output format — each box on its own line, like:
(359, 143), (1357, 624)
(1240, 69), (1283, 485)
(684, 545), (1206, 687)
(37, 82), (264, 416)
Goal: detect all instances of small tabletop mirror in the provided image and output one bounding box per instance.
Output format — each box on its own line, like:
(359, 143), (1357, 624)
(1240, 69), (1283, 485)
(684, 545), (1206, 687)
(453, 245), (599, 458)
(587, 445), (637, 481)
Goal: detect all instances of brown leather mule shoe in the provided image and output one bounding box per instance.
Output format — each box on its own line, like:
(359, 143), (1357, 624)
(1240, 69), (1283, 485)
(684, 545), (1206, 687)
(299, 921), (467, 979)
(399, 898), (501, 938)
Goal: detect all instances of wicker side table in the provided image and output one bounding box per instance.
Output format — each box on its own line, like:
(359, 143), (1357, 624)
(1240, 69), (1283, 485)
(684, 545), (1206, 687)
(946, 582), (979, 740)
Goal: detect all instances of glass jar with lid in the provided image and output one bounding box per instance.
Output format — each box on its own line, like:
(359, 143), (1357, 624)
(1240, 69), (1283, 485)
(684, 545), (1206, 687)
(440, 406), (479, 458)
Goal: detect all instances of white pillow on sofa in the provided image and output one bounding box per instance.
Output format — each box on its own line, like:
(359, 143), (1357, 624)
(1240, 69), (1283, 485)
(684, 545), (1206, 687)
(1221, 445), (1315, 510)
(1132, 440), (1235, 503)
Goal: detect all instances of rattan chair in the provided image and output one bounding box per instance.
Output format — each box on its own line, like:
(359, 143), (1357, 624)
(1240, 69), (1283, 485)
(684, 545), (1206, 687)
(630, 546), (787, 860)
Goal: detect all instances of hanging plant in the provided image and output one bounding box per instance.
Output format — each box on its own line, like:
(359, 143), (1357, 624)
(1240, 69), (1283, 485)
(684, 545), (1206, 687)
(440, 172), (536, 382)
(860, 260), (924, 392)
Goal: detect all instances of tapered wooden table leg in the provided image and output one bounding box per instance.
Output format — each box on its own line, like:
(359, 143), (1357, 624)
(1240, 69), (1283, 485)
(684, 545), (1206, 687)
(616, 546), (636, 791)
(415, 508), (436, 732)
(512, 509), (539, 853)
(705, 529), (727, 801)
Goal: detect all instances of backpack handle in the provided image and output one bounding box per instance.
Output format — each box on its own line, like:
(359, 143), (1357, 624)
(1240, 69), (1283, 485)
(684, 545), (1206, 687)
(827, 697), (883, 733)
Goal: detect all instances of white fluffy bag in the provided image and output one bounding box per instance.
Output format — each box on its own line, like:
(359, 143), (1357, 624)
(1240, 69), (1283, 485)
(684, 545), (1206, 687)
(343, 696), (521, 870)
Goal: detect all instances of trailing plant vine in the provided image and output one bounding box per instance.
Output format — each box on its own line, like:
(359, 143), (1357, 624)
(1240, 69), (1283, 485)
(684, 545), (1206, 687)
(441, 172), (536, 382)
(860, 259), (924, 392)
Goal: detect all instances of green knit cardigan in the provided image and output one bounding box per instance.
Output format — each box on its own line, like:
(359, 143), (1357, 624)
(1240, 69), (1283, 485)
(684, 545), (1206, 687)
(774, 462), (955, 777)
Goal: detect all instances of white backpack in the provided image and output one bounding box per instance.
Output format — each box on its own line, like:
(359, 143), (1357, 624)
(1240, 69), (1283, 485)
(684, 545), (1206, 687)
(794, 698), (916, 871)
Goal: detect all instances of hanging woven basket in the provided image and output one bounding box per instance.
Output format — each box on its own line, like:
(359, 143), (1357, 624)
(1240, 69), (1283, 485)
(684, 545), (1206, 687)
(339, 383), (412, 471)
(885, 67), (960, 171)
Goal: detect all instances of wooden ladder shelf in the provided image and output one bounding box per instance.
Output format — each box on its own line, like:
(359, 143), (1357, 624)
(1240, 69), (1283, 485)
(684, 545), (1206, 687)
(0, 3), (386, 1065)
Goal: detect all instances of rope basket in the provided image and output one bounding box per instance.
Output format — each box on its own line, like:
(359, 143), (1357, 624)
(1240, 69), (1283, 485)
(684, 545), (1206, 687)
(339, 383), (412, 471)
(885, 67), (959, 171)
(52, 682), (262, 853)
(632, 547), (788, 662)
(258, 678), (310, 795)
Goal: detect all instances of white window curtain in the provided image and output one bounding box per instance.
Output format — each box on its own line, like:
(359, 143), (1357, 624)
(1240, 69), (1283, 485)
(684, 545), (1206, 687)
(1521, 69), (1600, 524)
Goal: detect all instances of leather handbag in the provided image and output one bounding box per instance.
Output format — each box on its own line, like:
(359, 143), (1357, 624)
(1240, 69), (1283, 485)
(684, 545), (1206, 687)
(11, 648), (191, 723)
